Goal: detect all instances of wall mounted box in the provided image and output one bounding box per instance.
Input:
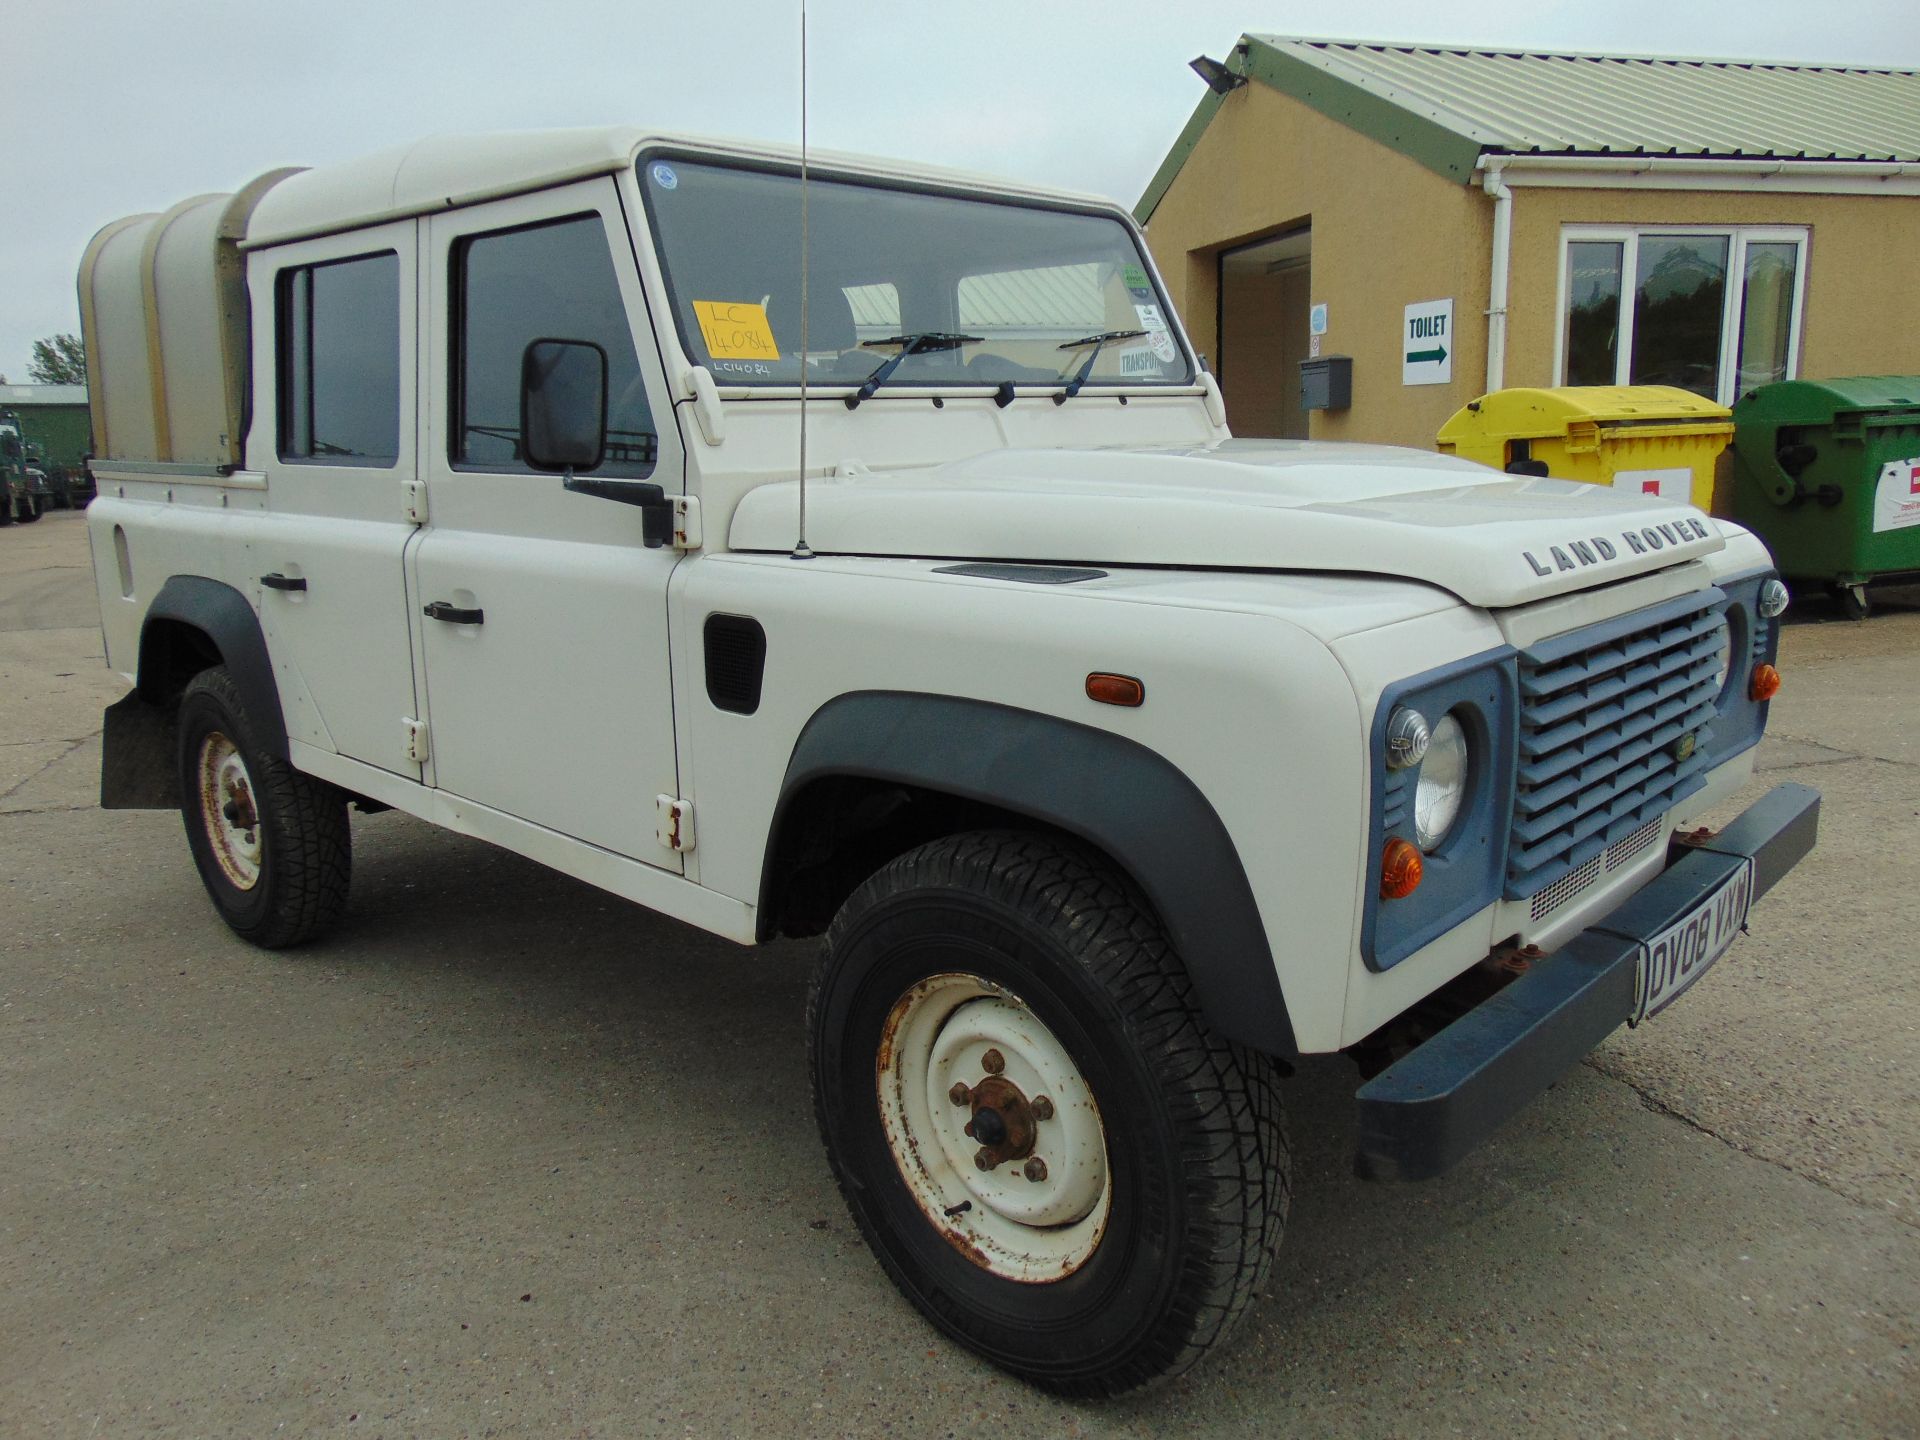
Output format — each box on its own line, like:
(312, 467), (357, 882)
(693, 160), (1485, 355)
(1301, 355), (1352, 412)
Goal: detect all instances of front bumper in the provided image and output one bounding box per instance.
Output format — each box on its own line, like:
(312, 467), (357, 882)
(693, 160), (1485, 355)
(1354, 782), (1819, 1182)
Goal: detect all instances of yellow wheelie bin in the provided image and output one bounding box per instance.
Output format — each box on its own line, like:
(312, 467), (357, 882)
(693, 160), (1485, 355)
(1438, 386), (1734, 510)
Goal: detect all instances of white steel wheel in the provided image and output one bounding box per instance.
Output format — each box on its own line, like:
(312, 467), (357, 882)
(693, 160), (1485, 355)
(195, 731), (263, 890)
(877, 973), (1110, 1283)
(809, 830), (1291, 1398)
(175, 666), (351, 949)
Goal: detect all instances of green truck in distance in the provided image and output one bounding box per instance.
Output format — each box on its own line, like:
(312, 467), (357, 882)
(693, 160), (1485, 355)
(0, 412), (54, 524)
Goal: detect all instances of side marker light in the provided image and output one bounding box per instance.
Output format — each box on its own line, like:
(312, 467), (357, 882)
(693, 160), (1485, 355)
(1380, 836), (1424, 899)
(1749, 663), (1782, 703)
(1086, 673), (1145, 707)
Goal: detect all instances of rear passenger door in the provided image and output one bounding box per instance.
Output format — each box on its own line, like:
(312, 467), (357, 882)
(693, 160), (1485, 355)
(252, 225), (423, 779)
(412, 179), (685, 867)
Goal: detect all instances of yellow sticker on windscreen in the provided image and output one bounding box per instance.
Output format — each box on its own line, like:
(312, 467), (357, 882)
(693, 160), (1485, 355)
(693, 300), (780, 361)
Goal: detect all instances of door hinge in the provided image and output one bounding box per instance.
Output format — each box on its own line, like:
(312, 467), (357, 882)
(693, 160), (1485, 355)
(403, 717), (431, 763)
(672, 496), (702, 550)
(656, 794), (696, 853)
(402, 479), (429, 524)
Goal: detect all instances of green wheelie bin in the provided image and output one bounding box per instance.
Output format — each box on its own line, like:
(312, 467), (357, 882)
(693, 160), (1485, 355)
(1728, 377), (1920, 619)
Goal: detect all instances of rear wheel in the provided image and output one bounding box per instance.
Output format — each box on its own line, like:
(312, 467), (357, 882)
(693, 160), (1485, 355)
(17, 495), (42, 523)
(176, 666), (351, 947)
(809, 831), (1289, 1396)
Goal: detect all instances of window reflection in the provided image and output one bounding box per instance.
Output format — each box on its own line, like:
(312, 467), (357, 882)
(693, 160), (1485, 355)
(1737, 242), (1799, 391)
(1564, 241), (1622, 386)
(1630, 234), (1729, 399)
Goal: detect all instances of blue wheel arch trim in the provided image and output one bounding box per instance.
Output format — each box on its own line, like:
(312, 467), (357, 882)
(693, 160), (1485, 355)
(141, 575), (289, 759)
(763, 691), (1299, 1057)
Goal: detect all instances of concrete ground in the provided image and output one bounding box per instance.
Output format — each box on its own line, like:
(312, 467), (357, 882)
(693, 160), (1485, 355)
(2, 507), (1915, 1439)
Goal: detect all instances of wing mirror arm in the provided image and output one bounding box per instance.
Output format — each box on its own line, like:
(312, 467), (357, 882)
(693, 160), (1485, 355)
(561, 473), (673, 547)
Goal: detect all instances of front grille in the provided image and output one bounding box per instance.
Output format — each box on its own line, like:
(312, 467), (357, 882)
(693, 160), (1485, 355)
(1528, 815), (1669, 921)
(1509, 590), (1724, 900)
(1605, 815), (1665, 870)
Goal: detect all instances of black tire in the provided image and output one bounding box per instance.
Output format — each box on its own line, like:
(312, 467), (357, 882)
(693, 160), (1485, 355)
(808, 831), (1289, 1397)
(17, 495), (41, 523)
(176, 666), (350, 947)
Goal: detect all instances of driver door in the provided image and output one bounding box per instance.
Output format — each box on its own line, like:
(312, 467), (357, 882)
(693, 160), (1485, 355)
(411, 179), (685, 867)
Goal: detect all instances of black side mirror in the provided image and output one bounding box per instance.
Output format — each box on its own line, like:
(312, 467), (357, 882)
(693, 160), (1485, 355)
(521, 338), (607, 472)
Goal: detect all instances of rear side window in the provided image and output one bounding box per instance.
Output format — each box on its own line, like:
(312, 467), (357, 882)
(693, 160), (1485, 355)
(276, 251), (401, 465)
(451, 215), (657, 477)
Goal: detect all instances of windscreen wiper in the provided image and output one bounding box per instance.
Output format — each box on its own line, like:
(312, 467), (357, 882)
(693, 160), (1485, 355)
(1053, 329), (1148, 405)
(845, 332), (983, 410)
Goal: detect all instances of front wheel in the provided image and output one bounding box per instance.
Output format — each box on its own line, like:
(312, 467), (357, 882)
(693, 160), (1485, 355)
(808, 832), (1289, 1396)
(176, 666), (351, 947)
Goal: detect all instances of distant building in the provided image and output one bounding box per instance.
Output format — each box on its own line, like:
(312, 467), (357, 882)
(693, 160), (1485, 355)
(1139, 37), (1920, 448)
(0, 383), (92, 474)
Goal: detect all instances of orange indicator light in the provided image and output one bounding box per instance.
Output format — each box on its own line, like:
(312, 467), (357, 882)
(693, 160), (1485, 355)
(1380, 837), (1424, 900)
(1749, 663), (1782, 702)
(1086, 673), (1145, 707)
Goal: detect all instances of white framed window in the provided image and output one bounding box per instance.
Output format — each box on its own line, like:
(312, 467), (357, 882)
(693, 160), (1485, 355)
(1553, 225), (1809, 406)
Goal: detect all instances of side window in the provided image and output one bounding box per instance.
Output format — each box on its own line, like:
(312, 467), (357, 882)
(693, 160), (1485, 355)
(452, 215), (657, 477)
(276, 251), (401, 465)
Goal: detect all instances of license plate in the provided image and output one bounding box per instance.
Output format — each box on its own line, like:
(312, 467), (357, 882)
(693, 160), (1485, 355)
(1631, 859), (1754, 1025)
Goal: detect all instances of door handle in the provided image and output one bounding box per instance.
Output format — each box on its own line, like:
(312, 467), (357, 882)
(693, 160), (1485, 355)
(261, 573), (307, 592)
(423, 600), (485, 625)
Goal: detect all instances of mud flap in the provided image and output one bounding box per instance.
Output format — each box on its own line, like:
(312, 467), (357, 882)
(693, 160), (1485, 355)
(100, 691), (179, 809)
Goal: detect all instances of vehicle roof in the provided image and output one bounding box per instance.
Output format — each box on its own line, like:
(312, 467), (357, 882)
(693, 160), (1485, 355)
(244, 127), (1117, 248)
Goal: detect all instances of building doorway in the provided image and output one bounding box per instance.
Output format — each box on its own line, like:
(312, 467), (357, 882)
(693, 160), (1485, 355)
(1218, 226), (1311, 439)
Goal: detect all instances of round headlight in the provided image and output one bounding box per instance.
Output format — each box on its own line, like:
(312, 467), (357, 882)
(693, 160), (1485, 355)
(1414, 712), (1470, 851)
(1707, 615), (1733, 695)
(1759, 578), (1790, 619)
(1386, 707), (1430, 770)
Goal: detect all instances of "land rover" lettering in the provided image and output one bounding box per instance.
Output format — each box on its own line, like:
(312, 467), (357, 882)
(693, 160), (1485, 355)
(1523, 517), (1713, 576)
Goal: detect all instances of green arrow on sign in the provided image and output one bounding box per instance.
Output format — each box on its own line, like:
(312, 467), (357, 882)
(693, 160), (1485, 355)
(1407, 344), (1448, 365)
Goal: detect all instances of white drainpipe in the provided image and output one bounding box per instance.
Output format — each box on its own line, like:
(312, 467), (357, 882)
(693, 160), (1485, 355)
(1480, 154), (1512, 395)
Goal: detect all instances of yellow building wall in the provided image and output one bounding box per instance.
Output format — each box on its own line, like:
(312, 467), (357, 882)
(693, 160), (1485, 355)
(1505, 186), (1920, 389)
(1143, 80), (1492, 450)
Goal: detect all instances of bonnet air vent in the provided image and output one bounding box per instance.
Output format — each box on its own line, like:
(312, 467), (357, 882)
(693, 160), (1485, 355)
(933, 563), (1107, 584)
(704, 614), (767, 715)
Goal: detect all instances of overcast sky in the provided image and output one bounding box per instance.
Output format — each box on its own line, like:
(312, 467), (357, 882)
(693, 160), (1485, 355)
(6, 0), (1917, 379)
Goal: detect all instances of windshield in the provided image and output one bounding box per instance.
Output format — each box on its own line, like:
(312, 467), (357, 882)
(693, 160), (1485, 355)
(640, 155), (1193, 391)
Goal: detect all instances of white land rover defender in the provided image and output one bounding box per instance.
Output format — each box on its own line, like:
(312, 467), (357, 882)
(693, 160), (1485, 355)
(81, 129), (1817, 1395)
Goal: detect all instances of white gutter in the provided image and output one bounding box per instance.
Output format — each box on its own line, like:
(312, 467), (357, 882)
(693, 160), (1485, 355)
(1479, 155), (1513, 394)
(1483, 154), (1920, 196)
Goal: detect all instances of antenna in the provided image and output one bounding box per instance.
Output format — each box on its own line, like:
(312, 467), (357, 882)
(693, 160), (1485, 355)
(791, 0), (814, 561)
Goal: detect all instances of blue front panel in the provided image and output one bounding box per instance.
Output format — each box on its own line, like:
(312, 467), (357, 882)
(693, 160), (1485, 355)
(1364, 650), (1518, 972)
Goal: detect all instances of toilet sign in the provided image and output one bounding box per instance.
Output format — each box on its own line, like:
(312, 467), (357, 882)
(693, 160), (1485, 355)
(1402, 298), (1453, 386)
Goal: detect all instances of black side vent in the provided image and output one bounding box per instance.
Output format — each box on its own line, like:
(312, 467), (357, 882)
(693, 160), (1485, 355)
(704, 614), (767, 715)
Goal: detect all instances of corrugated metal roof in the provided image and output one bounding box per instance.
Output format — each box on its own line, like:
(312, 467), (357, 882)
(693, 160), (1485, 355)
(1251, 37), (1920, 162)
(0, 384), (88, 406)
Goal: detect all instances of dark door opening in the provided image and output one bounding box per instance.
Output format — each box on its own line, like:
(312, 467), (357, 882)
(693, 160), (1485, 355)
(1218, 226), (1311, 439)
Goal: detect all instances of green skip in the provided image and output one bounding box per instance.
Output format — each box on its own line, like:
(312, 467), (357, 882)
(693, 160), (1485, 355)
(1406, 344), (1448, 364)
